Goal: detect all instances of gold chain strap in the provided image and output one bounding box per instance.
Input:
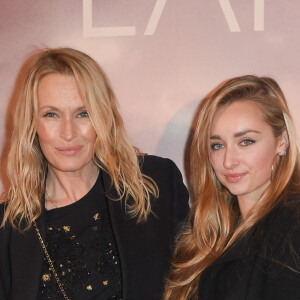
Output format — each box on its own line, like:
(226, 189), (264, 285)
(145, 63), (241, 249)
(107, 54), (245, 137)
(33, 221), (70, 300)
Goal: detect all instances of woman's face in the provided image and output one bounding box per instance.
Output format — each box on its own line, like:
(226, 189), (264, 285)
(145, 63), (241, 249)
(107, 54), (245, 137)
(209, 100), (286, 203)
(36, 73), (97, 175)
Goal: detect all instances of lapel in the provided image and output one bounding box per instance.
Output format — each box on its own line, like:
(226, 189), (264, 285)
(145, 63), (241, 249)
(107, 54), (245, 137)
(10, 204), (46, 300)
(100, 168), (166, 300)
(101, 169), (130, 299)
(101, 168), (123, 205)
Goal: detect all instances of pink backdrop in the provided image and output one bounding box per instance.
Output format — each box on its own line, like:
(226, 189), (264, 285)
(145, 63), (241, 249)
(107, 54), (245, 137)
(1, 0), (300, 193)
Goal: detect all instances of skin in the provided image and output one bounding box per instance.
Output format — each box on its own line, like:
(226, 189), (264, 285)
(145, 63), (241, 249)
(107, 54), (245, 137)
(209, 100), (287, 218)
(36, 73), (99, 210)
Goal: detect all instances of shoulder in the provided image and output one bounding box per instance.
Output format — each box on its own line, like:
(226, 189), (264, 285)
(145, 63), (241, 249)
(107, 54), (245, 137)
(269, 194), (300, 227)
(140, 154), (189, 219)
(0, 202), (6, 226)
(0, 202), (11, 231)
(139, 154), (182, 178)
(0, 202), (12, 251)
(139, 154), (187, 193)
(263, 194), (300, 260)
(261, 195), (300, 291)
(282, 193), (300, 212)
(0, 202), (4, 216)
(0, 203), (11, 300)
(280, 194), (300, 238)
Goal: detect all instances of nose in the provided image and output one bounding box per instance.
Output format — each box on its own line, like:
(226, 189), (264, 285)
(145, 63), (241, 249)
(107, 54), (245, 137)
(60, 117), (77, 141)
(223, 146), (239, 169)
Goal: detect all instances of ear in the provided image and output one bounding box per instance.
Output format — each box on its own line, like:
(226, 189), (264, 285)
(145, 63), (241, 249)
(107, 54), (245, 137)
(277, 130), (289, 156)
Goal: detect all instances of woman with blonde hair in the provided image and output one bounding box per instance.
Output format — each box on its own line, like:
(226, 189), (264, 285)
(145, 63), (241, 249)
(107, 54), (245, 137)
(165, 75), (300, 299)
(0, 47), (189, 300)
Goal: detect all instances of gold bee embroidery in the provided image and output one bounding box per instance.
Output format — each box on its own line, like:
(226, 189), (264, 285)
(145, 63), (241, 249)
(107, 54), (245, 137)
(63, 226), (71, 232)
(42, 273), (51, 281)
(93, 213), (100, 221)
(103, 280), (108, 285)
(86, 285), (93, 291)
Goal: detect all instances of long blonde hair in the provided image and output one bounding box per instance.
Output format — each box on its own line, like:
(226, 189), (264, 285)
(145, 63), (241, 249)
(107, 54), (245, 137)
(165, 75), (300, 299)
(3, 47), (158, 230)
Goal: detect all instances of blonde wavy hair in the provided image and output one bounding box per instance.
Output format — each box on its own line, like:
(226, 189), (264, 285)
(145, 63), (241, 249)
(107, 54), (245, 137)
(3, 47), (158, 230)
(164, 75), (300, 299)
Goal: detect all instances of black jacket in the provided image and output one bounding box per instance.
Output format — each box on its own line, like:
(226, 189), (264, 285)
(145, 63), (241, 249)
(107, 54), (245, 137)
(0, 155), (189, 300)
(198, 195), (300, 300)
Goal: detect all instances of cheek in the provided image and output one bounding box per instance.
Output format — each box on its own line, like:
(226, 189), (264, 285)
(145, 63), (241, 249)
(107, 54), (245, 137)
(36, 123), (60, 160)
(36, 125), (52, 146)
(248, 141), (277, 168)
(209, 152), (222, 173)
(248, 151), (274, 177)
(81, 125), (97, 144)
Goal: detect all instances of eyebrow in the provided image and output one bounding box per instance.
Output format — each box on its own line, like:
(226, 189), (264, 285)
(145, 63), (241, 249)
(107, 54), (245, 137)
(39, 105), (58, 110)
(210, 130), (260, 140)
(39, 105), (86, 111)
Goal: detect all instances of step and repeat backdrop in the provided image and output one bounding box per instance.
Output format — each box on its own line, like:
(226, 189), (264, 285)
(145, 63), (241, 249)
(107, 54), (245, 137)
(1, 0), (300, 192)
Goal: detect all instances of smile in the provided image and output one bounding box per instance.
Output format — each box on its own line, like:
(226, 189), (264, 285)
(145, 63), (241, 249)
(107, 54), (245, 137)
(56, 146), (83, 156)
(225, 173), (246, 183)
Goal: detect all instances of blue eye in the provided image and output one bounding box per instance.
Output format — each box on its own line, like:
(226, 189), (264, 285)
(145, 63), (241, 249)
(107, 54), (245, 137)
(240, 139), (255, 146)
(78, 111), (89, 118)
(44, 112), (56, 117)
(211, 143), (224, 150)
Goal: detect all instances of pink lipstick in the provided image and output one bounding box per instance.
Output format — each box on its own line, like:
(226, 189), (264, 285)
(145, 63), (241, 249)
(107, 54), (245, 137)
(225, 173), (246, 183)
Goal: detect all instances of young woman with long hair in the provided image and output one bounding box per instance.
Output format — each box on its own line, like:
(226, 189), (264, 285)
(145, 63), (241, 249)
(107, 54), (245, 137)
(165, 75), (300, 300)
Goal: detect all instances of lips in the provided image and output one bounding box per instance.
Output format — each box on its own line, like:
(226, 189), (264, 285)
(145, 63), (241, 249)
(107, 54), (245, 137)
(56, 146), (82, 156)
(225, 173), (246, 183)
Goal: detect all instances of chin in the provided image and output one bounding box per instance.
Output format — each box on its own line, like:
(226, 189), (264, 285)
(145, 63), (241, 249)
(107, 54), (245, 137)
(49, 161), (91, 173)
(56, 166), (85, 173)
(226, 186), (249, 197)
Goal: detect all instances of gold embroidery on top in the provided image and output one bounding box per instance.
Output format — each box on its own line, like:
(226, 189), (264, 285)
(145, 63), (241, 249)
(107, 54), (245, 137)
(42, 273), (51, 281)
(93, 213), (100, 220)
(63, 226), (71, 232)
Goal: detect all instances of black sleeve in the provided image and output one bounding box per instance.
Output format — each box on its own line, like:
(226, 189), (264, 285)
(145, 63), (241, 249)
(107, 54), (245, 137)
(0, 204), (11, 300)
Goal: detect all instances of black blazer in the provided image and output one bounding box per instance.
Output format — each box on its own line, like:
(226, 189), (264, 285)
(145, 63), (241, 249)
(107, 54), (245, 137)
(198, 195), (300, 300)
(0, 155), (189, 300)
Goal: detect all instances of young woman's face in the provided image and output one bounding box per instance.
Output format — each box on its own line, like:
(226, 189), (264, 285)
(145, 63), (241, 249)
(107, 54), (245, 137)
(209, 100), (286, 203)
(36, 73), (97, 175)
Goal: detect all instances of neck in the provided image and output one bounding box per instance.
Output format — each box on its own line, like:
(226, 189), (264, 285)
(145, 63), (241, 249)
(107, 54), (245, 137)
(45, 162), (99, 210)
(237, 197), (256, 219)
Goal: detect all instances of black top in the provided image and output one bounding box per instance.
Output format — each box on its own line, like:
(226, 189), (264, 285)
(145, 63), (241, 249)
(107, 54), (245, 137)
(0, 155), (190, 300)
(198, 195), (300, 300)
(41, 173), (122, 300)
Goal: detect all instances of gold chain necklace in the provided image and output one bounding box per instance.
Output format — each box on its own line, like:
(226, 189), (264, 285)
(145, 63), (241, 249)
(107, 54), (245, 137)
(33, 221), (70, 300)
